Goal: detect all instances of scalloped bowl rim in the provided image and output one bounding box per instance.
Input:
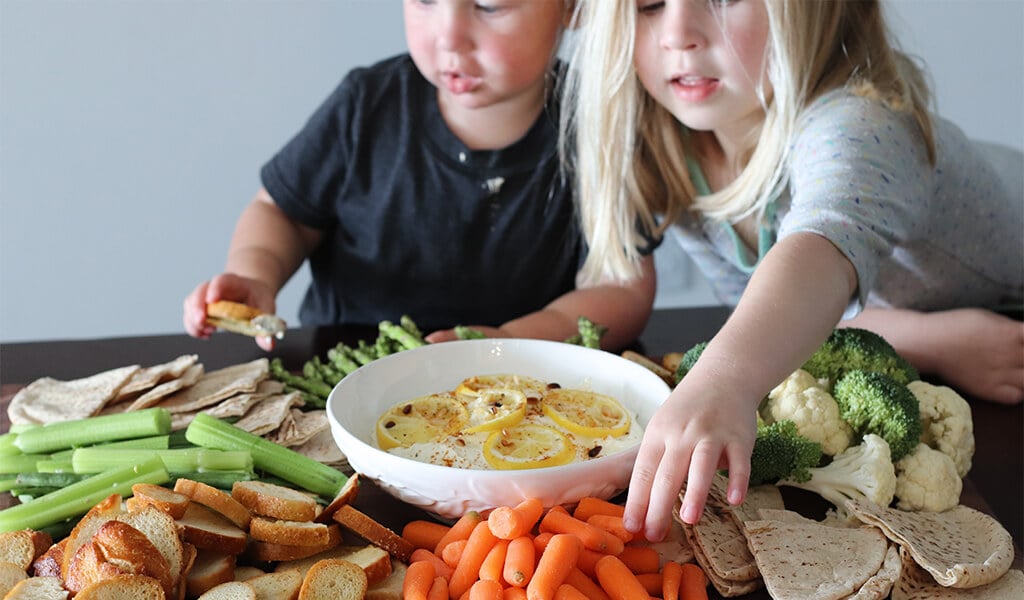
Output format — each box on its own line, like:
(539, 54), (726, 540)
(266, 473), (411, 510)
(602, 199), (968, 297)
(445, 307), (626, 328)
(326, 338), (671, 517)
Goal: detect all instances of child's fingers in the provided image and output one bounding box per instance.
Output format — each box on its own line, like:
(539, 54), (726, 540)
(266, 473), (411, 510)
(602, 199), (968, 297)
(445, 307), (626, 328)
(641, 444), (691, 543)
(678, 440), (723, 525)
(623, 436), (664, 534)
(724, 441), (753, 506)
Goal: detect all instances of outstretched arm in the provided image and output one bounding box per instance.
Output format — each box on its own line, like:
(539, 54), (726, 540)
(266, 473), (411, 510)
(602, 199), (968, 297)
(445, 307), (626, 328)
(624, 232), (857, 541)
(183, 188), (322, 350)
(425, 255), (658, 351)
(842, 307), (1024, 404)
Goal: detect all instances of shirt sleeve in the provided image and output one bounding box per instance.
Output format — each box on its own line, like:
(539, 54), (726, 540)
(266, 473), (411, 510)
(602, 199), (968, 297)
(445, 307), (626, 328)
(778, 92), (933, 313)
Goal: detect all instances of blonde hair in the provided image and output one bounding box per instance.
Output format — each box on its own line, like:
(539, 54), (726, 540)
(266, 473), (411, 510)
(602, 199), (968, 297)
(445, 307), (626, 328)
(562, 0), (935, 284)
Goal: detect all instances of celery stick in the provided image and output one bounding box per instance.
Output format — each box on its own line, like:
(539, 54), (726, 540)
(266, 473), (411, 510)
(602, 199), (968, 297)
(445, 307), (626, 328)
(0, 453), (47, 475)
(186, 413), (346, 498)
(71, 448), (252, 474)
(170, 470), (255, 490)
(0, 479), (17, 493)
(0, 434), (20, 456)
(49, 435), (172, 461)
(34, 460), (75, 473)
(16, 472), (87, 488)
(13, 408), (172, 454)
(0, 456), (169, 532)
(7, 423), (38, 434)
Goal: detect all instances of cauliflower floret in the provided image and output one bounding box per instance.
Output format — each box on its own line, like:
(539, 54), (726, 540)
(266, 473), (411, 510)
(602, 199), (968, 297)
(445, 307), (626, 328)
(765, 369), (854, 455)
(894, 442), (962, 512)
(908, 380), (974, 477)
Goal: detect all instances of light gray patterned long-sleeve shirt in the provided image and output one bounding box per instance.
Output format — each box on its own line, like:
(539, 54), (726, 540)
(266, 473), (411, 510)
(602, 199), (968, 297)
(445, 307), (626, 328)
(668, 90), (1023, 316)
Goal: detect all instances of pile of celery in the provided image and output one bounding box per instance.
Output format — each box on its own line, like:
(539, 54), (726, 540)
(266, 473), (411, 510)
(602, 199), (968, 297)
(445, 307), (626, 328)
(0, 408), (348, 534)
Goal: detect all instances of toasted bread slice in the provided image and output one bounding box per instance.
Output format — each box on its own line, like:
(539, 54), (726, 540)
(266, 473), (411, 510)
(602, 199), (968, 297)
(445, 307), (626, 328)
(248, 518), (339, 547)
(177, 542), (198, 600)
(177, 503), (248, 555)
(185, 550), (236, 599)
(3, 575), (68, 600)
(0, 561), (28, 597)
(197, 580), (257, 600)
(233, 566), (266, 582)
(246, 569), (302, 600)
(116, 505), (185, 587)
(245, 525), (343, 563)
(331, 505), (415, 563)
(365, 559), (406, 600)
(91, 520), (175, 598)
(30, 537), (65, 579)
(131, 483), (191, 520)
(232, 481), (318, 522)
(175, 478), (252, 530)
(0, 530), (52, 571)
(64, 542), (129, 595)
(297, 559), (367, 600)
(206, 301), (286, 340)
(313, 474), (360, 524)
(75, 573), (165, 600)
(274, 545), (391, 586)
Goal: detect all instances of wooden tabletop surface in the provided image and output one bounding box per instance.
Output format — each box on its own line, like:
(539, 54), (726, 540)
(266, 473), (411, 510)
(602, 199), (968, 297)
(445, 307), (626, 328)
(1, 306), (1020, 598)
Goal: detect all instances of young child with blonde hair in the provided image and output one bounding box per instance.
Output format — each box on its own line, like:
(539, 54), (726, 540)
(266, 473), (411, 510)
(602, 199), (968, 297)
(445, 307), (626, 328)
(184, 0), (655, 351)
(562, 0), (1023, 538)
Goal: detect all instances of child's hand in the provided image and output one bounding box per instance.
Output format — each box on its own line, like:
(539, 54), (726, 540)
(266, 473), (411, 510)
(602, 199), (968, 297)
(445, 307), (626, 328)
(622, 377), (758, 542)
(183, 273), (278, 351)
(924, 309), (1024, 404)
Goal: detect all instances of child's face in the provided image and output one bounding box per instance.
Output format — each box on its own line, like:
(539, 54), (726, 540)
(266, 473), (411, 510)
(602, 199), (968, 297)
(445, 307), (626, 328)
(633, 0), (770, 142)
(404, 0), (565, 112)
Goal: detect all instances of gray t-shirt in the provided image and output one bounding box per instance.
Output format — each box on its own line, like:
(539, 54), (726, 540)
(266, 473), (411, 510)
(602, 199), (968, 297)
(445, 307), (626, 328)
(669, 90), (1023, 315)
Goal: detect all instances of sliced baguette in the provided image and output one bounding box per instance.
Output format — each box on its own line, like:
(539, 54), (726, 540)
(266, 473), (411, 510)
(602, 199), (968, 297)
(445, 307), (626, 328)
(331, 505), (415, 562)
(177, 503), (248, 555)
(274, 545), (391, 586)
(3, 575), (68, 600)
(61, 494), (125, 578)
(177, 542), (198, 600)
(244, 524), (342, 563)
(0, 530), (52, 571)
(248, 518), (339, 547)
(232, 481), (318, 522)
(91, 519), (174, 598)
(131, 482), (191, 520)
(30, 537), (65, 579)
(75, 573), (165, 600)
(366, 559), (406, 600)
(297, 559), (367, 600)
(198, 580), (257, 600)
(185, 550), (236, 599)
(0, 561), (28, 597)
(246, 569), (302, 600)
(175, 479), (252, 530)
(313, 474), (360, 524)
(232, 566), (266, 582)
(64, 542), (129, 595)
(115, 505), (185, 586)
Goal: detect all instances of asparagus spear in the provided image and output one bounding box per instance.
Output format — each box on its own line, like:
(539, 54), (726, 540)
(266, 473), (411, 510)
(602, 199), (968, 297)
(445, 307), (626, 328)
(380, 320), (426, 351)
(400, 315), (423, 339)
(577, 316), (608, 349)
(455, 325), (486, 340)
(327, 345), (360, 375)
(270, 358), (332, 399)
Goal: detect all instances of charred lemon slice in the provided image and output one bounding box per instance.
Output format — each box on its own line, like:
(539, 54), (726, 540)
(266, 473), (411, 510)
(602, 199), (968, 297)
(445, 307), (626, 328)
(482, 423), (575, 470)
(462, 388), (527, 433)
(455, 374), (548, 400)
(376, 392), (468, 450)
(542, 389), (631, 438)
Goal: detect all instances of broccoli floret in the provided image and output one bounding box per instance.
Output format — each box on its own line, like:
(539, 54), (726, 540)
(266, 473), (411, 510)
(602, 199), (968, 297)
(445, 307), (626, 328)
(672, 341), (708, 384)
(748, 420), (823, 485)
(833, 370), (922, 461)
(802, 327), (919, 386)
(780, 433), (897, 514)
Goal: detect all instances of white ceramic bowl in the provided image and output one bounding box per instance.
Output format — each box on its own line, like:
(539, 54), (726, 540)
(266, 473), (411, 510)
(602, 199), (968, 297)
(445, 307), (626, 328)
(326, 338), (671, 519)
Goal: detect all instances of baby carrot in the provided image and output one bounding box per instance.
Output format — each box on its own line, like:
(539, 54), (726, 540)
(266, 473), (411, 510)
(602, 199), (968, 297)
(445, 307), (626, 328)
(594, 555), (649, 600)
(449, 520), (500, 600)
(533, 531), (554, 553)
(679, 563), (708, 600)
(503, 588), (528, 600)
(443, 539), (469, 568)
(428, 576), (450, 600)
(616, 546), (660, 574)
(585, 514), (634, 543)
(404, 559), (437, 600)
(572, 497), (624, 522)
(540, 509), (624, 555)
(527, 533), (582, 600)
(405, 520), (452, 551)
(412, 548), (455, 580)
(634, 573), (662, 596)
(574, 547), (605, 578)
(503, 535), (536, 588)
(468, 579), (504, 600)
(661, 561), (683, 600)
(553, 584), (589, 600)
(437, 511), (483, 555)
(563, 568), (611, 600)
(489, 497), (545, 540)
(480, 539), (510, 582)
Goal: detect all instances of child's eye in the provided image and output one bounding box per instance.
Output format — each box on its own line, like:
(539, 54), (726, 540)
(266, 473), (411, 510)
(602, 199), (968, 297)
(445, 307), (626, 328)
(638, 1), (665, 14)
(474, 2), (502, 14)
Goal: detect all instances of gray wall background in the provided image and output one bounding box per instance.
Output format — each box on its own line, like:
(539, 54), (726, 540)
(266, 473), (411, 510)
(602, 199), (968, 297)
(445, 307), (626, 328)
(2, 0), (1022, 343)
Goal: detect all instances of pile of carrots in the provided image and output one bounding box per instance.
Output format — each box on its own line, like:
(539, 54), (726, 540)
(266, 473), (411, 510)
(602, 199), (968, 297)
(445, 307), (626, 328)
(400, 496), (708, 600)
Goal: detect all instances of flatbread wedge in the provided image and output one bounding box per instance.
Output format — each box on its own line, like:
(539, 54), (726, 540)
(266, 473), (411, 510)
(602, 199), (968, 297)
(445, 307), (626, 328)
(206, 300), (286, 339)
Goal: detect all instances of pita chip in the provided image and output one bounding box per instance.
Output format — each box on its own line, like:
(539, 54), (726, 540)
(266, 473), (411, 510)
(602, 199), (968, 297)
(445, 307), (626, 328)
(155, 358), (268, 413)
(725, 484), (785, 525)
(116, 354), (199, 398)
(892, 545), (1024, 599)
(232, 391), (305, 436)
(127, 363), (204, 411)
(634, 516), (695, 567)
(846, 498), (1014, 589)
(291, 427), (347, 468)
(847, 543), (901, 600)
(743, 516), (889, 600)
(267, 409), (330, 447)
(8, 365), (140, 424)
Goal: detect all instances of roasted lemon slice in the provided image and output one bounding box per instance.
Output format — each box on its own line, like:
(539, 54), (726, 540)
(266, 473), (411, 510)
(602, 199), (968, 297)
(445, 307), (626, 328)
(455, 374), (548, 400)
(462, 388), (527, 433)
(482, 424), (575, 470)
(542, 389), (631, 438)
(376, 392), (468, 450)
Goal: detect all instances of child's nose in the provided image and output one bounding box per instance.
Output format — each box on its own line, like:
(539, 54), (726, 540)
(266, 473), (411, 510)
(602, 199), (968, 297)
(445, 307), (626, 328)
(660, 0), (709, 51)
(436, 6), (473, 53)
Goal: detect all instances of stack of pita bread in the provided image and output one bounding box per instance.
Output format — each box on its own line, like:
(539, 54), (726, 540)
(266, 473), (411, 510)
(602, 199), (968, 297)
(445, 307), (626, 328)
(677, 474), (1022, 599)
(6, 355), (346, 470)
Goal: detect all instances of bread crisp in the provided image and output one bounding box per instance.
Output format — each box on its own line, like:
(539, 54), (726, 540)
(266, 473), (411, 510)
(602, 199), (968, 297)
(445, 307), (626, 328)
(274, 545), (392, 586)
(197, 580), (257, 600)
(175, 479), (252, 530)
(245, 569), (303, 600)
(297, 558), (367, 600)
(206, 301), (286, 339)
(0, 562), (28, 597)
(331, 505), (415, 563)
(185, 550), (236, 598)
(248, 518), (339, 547)
(3, 575), (68, 600)
(177, 503), (248, 555)
(75, 573), (166, 600)
(232, 481), (319, 522)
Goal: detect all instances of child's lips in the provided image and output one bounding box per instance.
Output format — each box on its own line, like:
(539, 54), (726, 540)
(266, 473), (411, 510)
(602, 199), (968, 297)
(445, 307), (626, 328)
(670, 75), (719, 101)
(442, 71), (481, 94)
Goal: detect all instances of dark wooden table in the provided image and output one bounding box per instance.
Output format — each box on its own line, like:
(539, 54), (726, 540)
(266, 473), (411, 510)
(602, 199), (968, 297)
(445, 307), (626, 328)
(1, 307), (1020, 598)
